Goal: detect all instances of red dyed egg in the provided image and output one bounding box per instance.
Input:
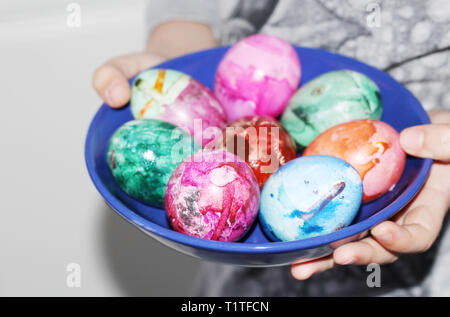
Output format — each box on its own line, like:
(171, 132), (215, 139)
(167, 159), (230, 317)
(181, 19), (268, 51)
(218, 115), (298, 188)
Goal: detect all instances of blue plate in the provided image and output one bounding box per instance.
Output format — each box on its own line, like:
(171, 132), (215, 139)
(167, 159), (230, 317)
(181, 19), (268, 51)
(85, 46), (432, 267)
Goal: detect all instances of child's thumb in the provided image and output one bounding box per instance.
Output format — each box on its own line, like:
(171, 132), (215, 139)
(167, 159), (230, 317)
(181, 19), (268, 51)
(400, 123), (450, 162)
(92, 52), (165, 108)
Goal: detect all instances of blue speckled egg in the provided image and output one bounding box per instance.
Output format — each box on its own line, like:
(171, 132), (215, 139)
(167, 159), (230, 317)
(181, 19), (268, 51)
(260, 155), (363, 241)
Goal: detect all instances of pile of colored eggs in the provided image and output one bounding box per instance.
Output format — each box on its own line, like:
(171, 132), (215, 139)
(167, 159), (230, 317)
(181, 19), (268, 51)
(106, 33), (406, 243)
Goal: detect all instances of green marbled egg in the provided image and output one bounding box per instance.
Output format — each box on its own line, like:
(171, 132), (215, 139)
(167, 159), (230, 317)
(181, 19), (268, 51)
(281, 70), (382, 148)
(107, 119), (201, 207)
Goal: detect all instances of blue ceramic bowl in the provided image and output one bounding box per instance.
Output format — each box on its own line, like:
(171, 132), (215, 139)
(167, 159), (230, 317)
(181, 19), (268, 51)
(85, 46), (432, 267)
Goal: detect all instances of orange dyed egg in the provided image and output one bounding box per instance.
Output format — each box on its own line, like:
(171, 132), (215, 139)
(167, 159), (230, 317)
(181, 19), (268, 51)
(303, 119), (406, 202)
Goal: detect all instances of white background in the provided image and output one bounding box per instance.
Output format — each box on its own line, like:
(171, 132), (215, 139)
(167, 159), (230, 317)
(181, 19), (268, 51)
(0, 0), (201, 296)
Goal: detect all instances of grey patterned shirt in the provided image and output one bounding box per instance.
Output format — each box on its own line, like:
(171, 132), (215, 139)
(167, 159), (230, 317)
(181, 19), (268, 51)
(147, 0), (450, 296)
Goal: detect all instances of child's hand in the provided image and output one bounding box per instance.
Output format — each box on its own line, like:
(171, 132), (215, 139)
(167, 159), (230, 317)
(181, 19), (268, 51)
(291, 109), (450, 280)
(92, 21), (217, 108)
(93, 52), (166, 108)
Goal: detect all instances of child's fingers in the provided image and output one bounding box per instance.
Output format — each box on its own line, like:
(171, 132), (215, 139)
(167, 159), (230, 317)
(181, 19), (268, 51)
(290, 231), (369, 279)
(370, 217), (436, 254)
(336, 180), (448, 263)
(93, 63), (130, 108)
(92, 52), (165, 108)
(400, 123), (450, 162)
(291, 256), (335, 280)
(371, 186), (448, 254)
(333, 237), (398, 265)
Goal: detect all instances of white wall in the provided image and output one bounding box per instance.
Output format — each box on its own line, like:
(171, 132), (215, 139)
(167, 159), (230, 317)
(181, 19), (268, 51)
(0, 0), (201, 296)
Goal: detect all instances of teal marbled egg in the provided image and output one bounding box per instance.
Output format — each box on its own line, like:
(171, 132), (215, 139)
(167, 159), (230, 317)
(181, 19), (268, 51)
(107, 119), (201, 208)
(281, 70), (382, 148)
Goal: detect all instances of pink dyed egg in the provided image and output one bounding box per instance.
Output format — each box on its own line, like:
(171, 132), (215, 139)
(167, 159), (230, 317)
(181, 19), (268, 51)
(304, 119), (406, 202)
(165, 150), (260, 242)
(214, 34), (301, 121)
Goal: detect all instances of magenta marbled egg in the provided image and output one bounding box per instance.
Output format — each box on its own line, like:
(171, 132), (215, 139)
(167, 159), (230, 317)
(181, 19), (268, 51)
(214, 34), (301, 121)
(165, 150), (260, 242)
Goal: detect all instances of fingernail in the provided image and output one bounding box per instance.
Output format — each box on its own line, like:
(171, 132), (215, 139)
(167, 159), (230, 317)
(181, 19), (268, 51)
(294, 269), (312, 280)
(373, 226), (393, 243)
(401, 129), (424, 152)
(340, 256), (355, 265)
(105, 80), (126, 106)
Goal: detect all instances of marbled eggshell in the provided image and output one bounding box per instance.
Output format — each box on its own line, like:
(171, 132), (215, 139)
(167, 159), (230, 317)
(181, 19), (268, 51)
(281, 70), (382, 148)
(303, 119), (406, 202)
(214, 34), (301, 121)
(130, 68), (227, 147)
(219, 115), (297, 188)
(260, 155), (363, 242)
(165, 150), (260, 242)
(107, 119), (201, 208)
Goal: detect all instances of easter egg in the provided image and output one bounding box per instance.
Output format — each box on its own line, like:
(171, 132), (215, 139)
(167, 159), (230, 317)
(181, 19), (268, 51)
(219, 115), (297, 188)
(107, 119), (200, 208)
(214, 34), (301, 121)
(260, 155), (363, 242)
(303, 119), (406, 202)
(130, 68), (226, 147)
(165, 150), (260, 242)
(281, 70), (382, 148)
